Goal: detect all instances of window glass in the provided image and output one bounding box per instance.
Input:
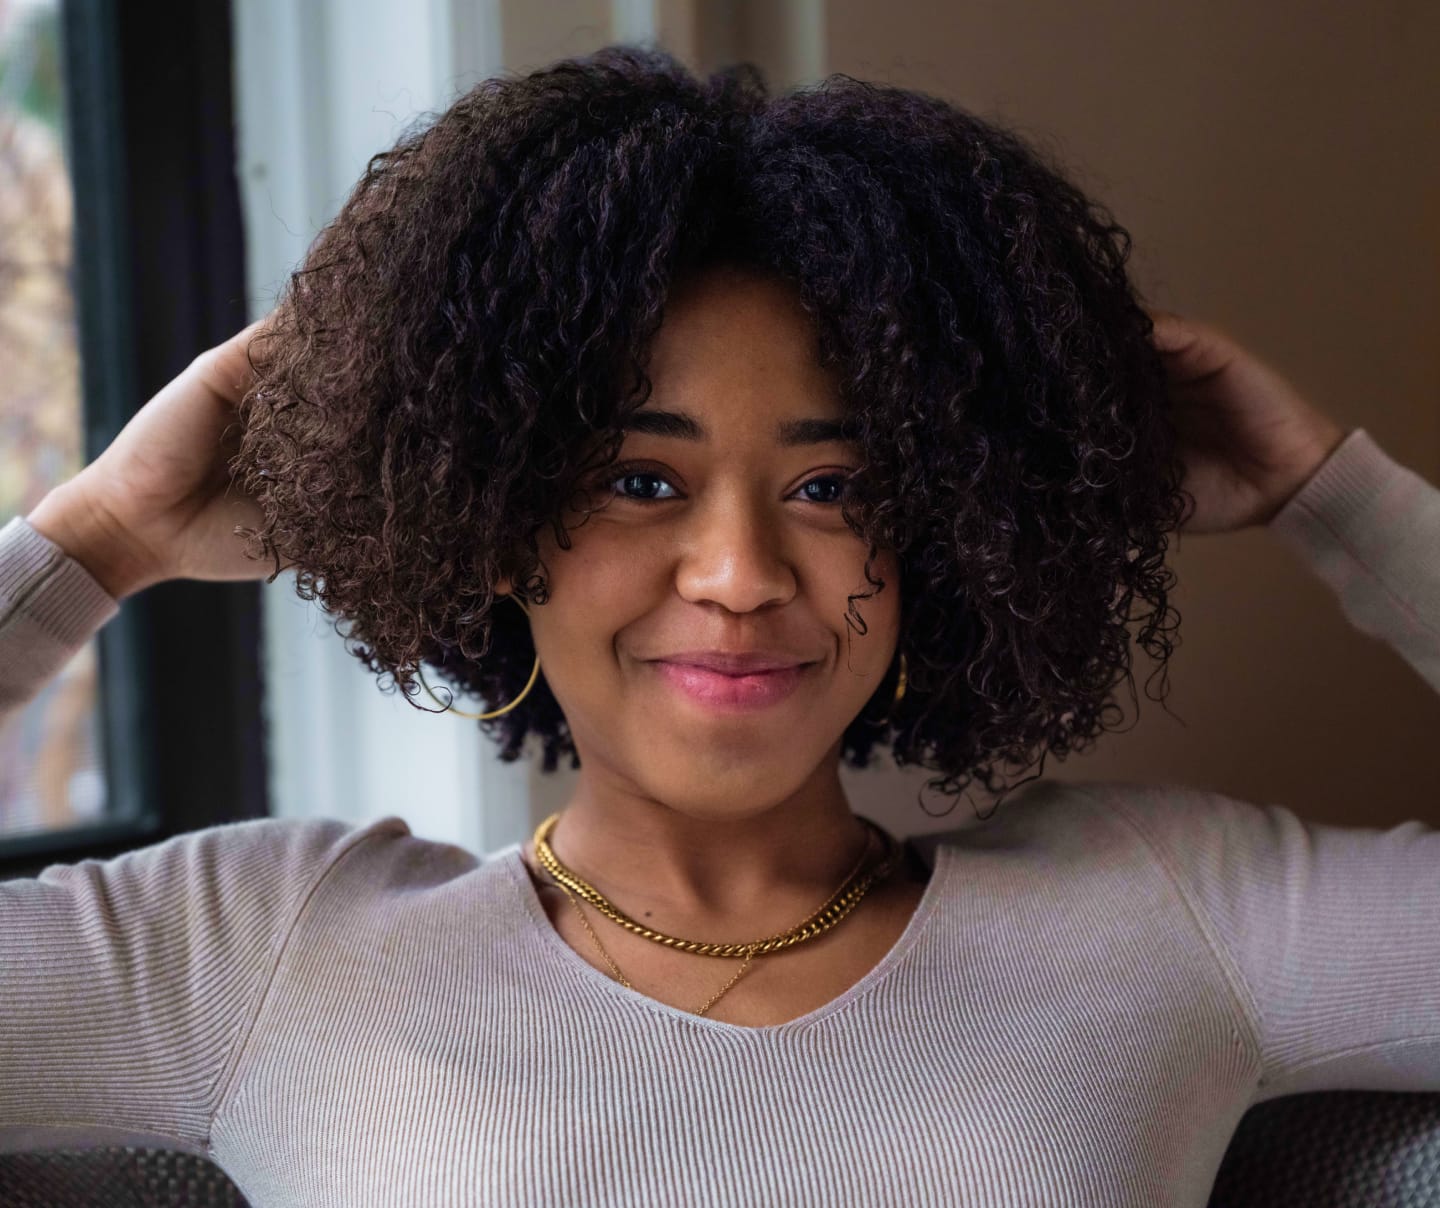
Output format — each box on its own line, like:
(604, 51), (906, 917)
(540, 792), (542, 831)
(0, 0), (107, 837)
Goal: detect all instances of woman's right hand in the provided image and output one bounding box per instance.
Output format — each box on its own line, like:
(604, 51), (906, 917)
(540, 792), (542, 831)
(26, 317), (285, 600)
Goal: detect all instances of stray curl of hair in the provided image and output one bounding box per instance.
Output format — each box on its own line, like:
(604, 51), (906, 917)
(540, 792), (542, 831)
(230, 44), (1188, 819)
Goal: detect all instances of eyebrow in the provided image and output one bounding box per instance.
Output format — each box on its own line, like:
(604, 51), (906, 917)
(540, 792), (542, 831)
(619, 408), (860, 447)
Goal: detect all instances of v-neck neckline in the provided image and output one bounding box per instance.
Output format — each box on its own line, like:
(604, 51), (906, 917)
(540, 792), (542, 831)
(497, 834), (953, 1036)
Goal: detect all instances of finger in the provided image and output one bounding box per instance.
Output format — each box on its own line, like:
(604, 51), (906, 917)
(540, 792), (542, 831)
(1144, 308), (1195, 354)
(191, 318), (268, 408)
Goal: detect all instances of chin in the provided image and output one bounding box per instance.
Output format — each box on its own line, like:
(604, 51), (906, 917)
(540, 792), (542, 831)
(639, 763), (808, 824)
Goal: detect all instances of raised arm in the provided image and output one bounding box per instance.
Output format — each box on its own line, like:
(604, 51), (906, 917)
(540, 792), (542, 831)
(1150, 305), (1436, 700)
(1, 318), (284, 730)
(1079, 314), (1440, 1097)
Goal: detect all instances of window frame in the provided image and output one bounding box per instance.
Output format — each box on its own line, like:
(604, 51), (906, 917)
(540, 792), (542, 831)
(0, 0), (266, 879)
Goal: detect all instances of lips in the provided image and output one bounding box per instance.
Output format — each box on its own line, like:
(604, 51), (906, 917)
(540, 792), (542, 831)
(651, 659), (811, 712)
(656, 651), (813, 674)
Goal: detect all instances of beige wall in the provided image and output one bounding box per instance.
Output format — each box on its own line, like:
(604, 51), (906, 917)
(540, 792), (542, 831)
(821, 1), (1440, 832)
(513, 2), (1440, 833)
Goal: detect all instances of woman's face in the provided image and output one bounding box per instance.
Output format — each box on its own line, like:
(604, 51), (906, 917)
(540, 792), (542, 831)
(510, 264), (901, 822)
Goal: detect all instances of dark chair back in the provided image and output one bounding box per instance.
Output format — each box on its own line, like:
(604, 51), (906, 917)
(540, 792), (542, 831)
(1207, 1090), (1440, 1207)
(0, 1147), (250, 1207)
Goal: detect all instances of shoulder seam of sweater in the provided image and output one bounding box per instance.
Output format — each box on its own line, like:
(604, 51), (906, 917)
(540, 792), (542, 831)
(1067, 782), (1267, 1079)
(203, 816), (411, 1155)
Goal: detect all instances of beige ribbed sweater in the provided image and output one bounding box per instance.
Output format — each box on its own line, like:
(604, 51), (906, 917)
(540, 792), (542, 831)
(1, 427), (1437, 1207)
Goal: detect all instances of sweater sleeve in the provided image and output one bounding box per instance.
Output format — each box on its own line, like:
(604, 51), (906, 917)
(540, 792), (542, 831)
(1266, 426), (1440, 695)
(1078, 427), (1440, 1100)
(0, 514), (120, 730)
(0, 813), (407, 1157)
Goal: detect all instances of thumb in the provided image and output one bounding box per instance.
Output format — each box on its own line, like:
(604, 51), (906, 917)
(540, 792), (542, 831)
(191, 316), (270, 410)
(1144, 307), (1196, 355)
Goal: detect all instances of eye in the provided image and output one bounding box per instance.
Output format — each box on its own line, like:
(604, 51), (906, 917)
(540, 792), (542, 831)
(604, 465), (852, 505)
(797, 474), (849, 505)
(611, 468), (679, 501)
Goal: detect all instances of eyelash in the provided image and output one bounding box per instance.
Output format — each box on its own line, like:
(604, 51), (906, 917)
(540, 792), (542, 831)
(602, 462), (852, 506)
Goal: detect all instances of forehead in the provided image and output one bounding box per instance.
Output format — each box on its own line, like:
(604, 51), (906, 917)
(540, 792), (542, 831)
(643, 265), (844, 415)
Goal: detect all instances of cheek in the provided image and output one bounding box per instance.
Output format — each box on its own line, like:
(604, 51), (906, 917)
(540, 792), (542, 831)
(528, 529), (651, 664)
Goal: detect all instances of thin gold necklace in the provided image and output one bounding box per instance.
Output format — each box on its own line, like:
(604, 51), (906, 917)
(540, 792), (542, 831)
(535, 817), (892, 1013)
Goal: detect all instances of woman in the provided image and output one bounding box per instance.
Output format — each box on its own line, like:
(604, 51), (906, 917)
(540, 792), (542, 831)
(3, 44), (1436, 1207)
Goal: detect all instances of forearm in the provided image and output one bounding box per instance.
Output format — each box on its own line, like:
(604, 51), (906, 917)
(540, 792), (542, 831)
(1268, 428), (1440, 696)
(26, 480), (158, 602)
(0, 514), (120, 727)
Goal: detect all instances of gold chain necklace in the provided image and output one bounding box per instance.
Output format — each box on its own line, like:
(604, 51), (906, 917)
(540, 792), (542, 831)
(556, 883), (759, 1016)
(532, 812), (902, 958)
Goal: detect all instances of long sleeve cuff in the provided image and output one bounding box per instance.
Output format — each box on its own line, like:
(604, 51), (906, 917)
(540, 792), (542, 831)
(0, 514), (121, 717)
(1266, 427), (1440, 693)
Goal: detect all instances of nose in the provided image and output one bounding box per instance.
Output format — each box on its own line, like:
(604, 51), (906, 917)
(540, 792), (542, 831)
(673, 490), (798, 614)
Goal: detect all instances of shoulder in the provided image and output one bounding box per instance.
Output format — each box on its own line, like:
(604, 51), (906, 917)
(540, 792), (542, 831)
(26, 813), (419, 921)
(902, 776), (1141, 858)
(912, 775), (1279, 835)
(903, 775), (1289, 877)
(285, 814), (490, 895)
(1076, 776), (1320, 869)
(1049, 778), (1312, 882)
(183, 813), (494, 903)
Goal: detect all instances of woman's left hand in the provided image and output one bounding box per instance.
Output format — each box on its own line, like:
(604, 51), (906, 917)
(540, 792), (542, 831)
(1147, 309), (1349, 535)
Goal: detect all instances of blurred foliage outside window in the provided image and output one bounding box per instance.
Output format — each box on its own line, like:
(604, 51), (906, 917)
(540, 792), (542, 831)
(0, 0), (106, 837)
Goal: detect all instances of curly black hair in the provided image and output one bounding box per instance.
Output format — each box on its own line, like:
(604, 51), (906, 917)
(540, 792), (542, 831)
(231, 42), (1188, 817)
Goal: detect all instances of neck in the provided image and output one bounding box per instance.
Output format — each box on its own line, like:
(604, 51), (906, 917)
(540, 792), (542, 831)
(538, 765), (875, 937)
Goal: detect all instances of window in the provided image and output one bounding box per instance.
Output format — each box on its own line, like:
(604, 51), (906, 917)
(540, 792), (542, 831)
(0, 0), (102, 840)
(0, 0), (264, 881)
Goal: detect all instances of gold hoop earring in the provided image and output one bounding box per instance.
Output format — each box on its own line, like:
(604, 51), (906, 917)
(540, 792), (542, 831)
(873, 651), (908, 726)
(417, 595), (540, 720)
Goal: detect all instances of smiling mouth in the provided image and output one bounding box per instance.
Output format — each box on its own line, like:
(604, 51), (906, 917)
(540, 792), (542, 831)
(651, 660), (812, 712)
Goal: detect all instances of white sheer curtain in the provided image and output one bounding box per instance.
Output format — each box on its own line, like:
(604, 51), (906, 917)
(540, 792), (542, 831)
(231, 0), (529, 854)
